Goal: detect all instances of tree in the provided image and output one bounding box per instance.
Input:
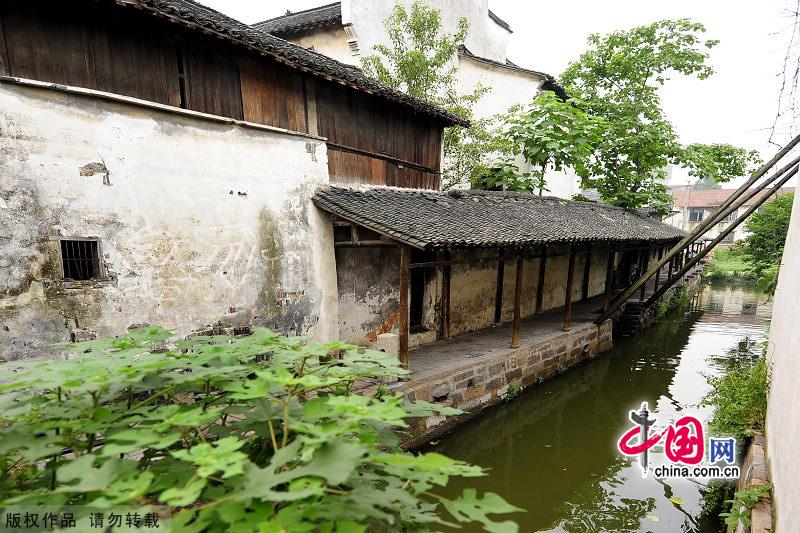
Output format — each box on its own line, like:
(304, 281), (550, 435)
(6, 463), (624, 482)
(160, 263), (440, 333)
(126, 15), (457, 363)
(682, 143), (762, 185)
(361, 1), (502, 188)
(554, 19), (757, 213)
(0, 327), (521, 532)
(742, 192), (795, 276)
(503, 91), (607, 195)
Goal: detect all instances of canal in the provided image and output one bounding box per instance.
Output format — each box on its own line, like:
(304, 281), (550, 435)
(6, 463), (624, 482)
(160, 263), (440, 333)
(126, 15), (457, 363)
(432, 281), (772, 532)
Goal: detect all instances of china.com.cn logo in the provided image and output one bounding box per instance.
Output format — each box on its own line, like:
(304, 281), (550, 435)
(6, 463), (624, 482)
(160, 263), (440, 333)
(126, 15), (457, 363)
(616, 402), (740, 479)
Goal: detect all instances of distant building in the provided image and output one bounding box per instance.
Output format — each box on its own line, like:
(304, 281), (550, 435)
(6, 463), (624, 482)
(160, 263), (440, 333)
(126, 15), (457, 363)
(666, 187), (795, 243)
(253, 1), (581, 199)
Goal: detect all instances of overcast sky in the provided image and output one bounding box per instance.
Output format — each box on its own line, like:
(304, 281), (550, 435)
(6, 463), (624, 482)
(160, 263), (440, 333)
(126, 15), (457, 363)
(201, 0), (796, 186)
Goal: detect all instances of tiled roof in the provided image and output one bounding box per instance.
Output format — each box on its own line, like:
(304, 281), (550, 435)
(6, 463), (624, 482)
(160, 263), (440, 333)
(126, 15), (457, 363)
(121, 0), (467, 126)
(670, 187), (795, 209)
(252, 3), (342, 38)
(313, 186), (685, 249)
(457, 46), (568, 100)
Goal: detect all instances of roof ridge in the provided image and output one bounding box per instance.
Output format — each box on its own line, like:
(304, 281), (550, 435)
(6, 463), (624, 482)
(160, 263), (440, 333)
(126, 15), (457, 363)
(252, 1), (341, 27)
(324, 184), (661, 216)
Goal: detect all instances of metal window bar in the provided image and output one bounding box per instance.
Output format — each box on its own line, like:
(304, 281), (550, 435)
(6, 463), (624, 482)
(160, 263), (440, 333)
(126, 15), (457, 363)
(60, 240), (98, 281)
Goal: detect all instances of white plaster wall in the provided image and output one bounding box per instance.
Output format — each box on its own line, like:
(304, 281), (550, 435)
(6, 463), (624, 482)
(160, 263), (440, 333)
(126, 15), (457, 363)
(0, 83), (338, 359)
(349, 0), (506, 64)
(765, 188), (800, 530)
(455, 58), (542, 118)
(291, 27), (356, 66)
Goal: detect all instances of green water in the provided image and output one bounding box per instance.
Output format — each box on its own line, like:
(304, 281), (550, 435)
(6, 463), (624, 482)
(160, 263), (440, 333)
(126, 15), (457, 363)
(431, 282), (771, 532)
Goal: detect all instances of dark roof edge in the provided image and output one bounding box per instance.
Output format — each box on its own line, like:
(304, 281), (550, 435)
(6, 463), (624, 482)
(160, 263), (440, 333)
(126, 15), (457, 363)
(488, 9), (512, 33)
(457, 45), (569, 100)
(312, 195), (428, 249)
(251, 2), (342, 37)
(119, 0), (468, 127)
(253, 2), (341, 27)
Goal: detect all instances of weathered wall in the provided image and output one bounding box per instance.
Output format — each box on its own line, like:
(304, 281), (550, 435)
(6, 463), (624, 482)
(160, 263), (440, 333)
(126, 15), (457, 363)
(451, 248), (613, 336)
(765, 188), (800, 531)
(335, 247), (400, 345)
(0, 82), (338, 360)
(401, 320), (614, 447)
(449, 249), (497, 336)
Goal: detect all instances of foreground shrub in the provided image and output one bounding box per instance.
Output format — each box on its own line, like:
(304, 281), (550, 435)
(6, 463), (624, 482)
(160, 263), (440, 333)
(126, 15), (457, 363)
(702, 354), (768, 440)
(0, 327), (520, 532)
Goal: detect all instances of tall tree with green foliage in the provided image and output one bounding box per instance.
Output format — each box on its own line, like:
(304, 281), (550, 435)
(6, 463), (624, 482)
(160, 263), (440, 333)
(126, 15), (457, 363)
(548, 19), (760, 212)
(503, 91), (607, 195)
(361, 1), (504, 188)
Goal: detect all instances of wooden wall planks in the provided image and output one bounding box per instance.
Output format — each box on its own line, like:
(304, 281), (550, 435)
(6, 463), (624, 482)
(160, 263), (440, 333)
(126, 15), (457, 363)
(240, 56), (307, 132)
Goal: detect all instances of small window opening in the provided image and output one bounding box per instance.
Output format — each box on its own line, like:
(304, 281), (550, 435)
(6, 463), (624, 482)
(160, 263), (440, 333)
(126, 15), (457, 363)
(722, 209), (738, 223)
(358, 227), (382, 241)
(333, 224), (352, 242)
(60, 239), (100, 281)
(688, 208), (704, 222)
(175, 43), (188, 109)
(410, 268), (427, 331)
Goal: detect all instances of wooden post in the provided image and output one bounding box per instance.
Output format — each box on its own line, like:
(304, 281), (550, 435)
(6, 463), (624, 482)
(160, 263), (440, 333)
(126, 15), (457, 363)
(494, 248), (505, 325)
(581, 247), (592, 302)
(603, 248), (616, 313)
(399, 246), (410, 369)
(667, 254), (674, 281)
(443, 250), (451, 338)
(653, 246), (664, 294)
(563, 248), (576, 331)
(511, 253), (524, 348)
(639, 248), (650, 302)
(535, 246), (547, 314)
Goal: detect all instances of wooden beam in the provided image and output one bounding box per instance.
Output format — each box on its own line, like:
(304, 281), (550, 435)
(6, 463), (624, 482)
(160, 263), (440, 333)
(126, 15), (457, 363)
(511, 254), (524, 348)
(603, 248), (616, 314)
(494, 248), (505, 325)
(399, 246), (410, 369)
(581, 248), (592, 301)
(595, 144), (800, 324)
(563, 249), (576, 331)
(645, 166), (799, 308)
(535, 247), (547, 314)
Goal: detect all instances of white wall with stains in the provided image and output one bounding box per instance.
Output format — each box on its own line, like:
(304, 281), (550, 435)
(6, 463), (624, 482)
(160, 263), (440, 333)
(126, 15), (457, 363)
(0, 82), (338, 360)
(765, 188), (800, 530)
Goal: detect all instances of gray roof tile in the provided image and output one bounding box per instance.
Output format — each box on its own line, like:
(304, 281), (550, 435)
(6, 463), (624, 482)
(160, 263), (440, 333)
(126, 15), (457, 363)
(252, 3), (342, 37)
(313, 185), (685, 249)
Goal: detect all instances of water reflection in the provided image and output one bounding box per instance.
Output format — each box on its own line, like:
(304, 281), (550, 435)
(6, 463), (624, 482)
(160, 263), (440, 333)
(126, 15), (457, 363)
(432, 282), (770, 532)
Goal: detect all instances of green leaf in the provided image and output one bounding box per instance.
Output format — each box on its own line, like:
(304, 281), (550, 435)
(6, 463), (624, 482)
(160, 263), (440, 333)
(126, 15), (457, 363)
(441, 489), (523, 533)
(160, 477), (207, 507)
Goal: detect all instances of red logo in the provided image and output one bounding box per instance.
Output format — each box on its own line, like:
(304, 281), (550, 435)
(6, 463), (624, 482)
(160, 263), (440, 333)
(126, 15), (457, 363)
(617, 402), (705, 476)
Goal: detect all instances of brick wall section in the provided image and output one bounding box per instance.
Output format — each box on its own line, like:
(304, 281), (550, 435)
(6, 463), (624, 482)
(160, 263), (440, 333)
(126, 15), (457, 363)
(400, 320), (613, 448)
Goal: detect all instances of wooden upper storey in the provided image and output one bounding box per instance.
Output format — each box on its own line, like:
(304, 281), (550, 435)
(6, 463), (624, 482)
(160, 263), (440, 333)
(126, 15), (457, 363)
(0, 0), (451, 189)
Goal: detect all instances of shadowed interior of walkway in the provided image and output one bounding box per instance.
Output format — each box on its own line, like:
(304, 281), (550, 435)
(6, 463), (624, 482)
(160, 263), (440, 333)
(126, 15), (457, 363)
(407, 260), (705, 382)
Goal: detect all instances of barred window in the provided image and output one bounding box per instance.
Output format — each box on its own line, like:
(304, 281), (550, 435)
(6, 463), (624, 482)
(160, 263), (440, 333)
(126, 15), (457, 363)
(60, 239), (101, 281)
